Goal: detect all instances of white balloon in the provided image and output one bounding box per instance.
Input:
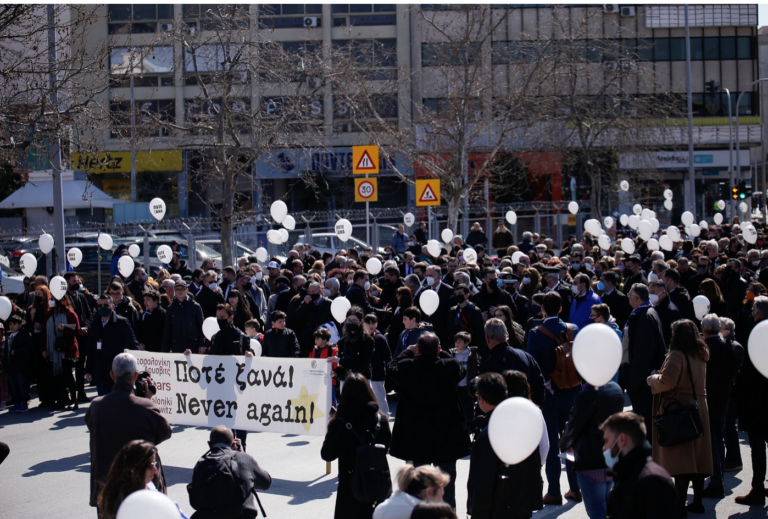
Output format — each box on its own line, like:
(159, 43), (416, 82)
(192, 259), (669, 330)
(149, 198), (167, 221)
(699, 220), (709, 230)
(441, 229), (454, 244)
(621, 238), (635, 254)
(506, 211), (517, 225)
(67, 247), (83, 268)
(98, 234), (113, 250)
(463, 248), (477, 264)
(116, 489), (179, 519)
(619, 214), (628, 227)
(282, 215), (296, 231)
(49, 276), (67, 300)
(739, 202), (748, 214)
(335, 219), (353, 242)
(717, 200), (726, 211)
(633, 204), (642, 215)
(118, 256), (135, 278)
(38, 233), (54, 254)
(598, 234), (612, 250)
(0, 296), (11, 320)
(650, 218), (660, 233)
(366, 257), (382, 275)
(488, 397), (544, 465)
(267, 230), (281, 245)
(713, 213), (724, 225)
(331, 296), (351, 323)
(620, 180), (630, 192)
(128, 244), (141, 258)
(641, 208), (653, 221)
(403, 212), (415, 227)
(664, 189), (674, 200)
(692, 295), (710, 320)
(584, 219), (602, 237)
(511, 251), (525, 264)
(659, 235), (673, 251)
(270, 200), (288, 223)
(743, 224), (758, 244)
(688, 224), (701, 237)
(202, 317), (220, 341)
(647, 238), (660, 251)
(603, 216), (614, 229)
(19, 253), (37, 277)
(664, 199), (673, 211)
(573, 323), (623, 387)
(419, 290), (439, 316)
(568, 201), (579, 215)
(427, 239), (441, 258)
(250, 338), (262, 358)
(627, 215), (640, 230)
(681, 211), (694, 226)
(748, 320), (768, 379)
(638, 220), (653, 241)
(278, 228), (289, 244)
(156, 244), (173, 263)
(666, 226), (681, 242)
(255, 247), (268, 263)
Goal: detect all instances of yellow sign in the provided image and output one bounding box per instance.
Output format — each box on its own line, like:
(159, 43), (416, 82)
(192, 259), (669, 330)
(71, 150), (183, 174)
(352, 145), (379, 174)
(568, 214), (576, 226)
(354, 178), (378, 203)
(415, 179), (441, 206)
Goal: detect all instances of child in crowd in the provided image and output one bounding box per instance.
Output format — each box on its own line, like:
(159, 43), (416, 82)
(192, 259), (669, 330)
(309, 328), (338, 408)
(449, 331), (479, 424)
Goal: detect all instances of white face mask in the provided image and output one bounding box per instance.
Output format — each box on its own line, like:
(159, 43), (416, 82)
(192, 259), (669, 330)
(250, 276), (257, 285)
(585, 263), (594, 271)
(753, 260), (761, 267)
(255, 272), (263, 281)
(363, 281), (371, 291)
(208, 282), (218, 290)
(648, 272), (658, 282)
(571, 285), (580, 296)
(48, 300), (56, 308)
(425, 276), (436, 286)
(523, 277), (531, 285)
(649, 293), (659, 305)
(323, 288), (331, 297)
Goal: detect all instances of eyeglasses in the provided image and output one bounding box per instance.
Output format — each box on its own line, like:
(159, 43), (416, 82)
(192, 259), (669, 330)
(98, 303), (111, 309)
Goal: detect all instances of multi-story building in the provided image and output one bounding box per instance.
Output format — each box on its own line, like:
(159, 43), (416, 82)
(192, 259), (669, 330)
(73, 4), (761, 221)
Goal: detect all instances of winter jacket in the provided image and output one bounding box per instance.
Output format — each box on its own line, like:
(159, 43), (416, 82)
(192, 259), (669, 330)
(569, 289), (602, 331)
(161, 297), (205, 353)
(262, 327), (300, 358)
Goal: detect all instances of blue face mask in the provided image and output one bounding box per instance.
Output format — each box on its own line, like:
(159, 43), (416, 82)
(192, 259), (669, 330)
(597, 281), (605, 291)
(603, 437), (620, 469)
(572, 262), (581, 270)
(497, 279), (504, 288)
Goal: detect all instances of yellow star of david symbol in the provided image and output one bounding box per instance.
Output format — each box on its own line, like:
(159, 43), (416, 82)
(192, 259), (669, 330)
(291, 385), (325, 433)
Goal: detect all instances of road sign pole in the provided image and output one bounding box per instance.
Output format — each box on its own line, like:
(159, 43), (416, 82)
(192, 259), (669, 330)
(366, 173), (370, 245)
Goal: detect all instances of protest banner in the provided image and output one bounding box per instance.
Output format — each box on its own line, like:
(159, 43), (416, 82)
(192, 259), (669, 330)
(134, 352), (333, 437)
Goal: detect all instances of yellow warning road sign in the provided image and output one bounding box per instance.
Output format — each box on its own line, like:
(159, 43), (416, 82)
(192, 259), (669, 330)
(416, 179), (441, 206)
(352, 145), (379, 174)
(355, 178), (378, 202)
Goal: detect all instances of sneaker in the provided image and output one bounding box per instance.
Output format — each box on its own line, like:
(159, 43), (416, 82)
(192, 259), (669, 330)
(542, 493), (563, 505)
(17, 403), (29, 413)
(735, 489), (765, 506)
(723, 460), (743, 472)
(701, 485), (725, 499)
(8, 404), (20, 412)
(564, 490), (583, 503)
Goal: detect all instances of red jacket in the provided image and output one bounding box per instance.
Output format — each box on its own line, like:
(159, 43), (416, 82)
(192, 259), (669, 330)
(309, 344), (338, 385)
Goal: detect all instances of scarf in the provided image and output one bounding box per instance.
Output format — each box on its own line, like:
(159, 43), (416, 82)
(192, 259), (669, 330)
(46, 310), (68, 376)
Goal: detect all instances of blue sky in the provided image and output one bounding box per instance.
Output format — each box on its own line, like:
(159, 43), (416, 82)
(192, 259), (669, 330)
(760, 4), (767, 28)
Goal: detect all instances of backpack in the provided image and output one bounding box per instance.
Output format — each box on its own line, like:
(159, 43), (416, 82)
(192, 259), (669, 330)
(187, 449), (249, 514)
(535, 323), (581, 389)
(337, 416), (392, 504)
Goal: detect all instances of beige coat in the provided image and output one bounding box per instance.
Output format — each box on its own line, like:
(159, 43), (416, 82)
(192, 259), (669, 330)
(648, 349), (713, 477)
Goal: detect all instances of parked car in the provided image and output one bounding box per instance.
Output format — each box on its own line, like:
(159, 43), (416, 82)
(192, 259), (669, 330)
(297, 233), (378, 256)
(65, 232), (119, 245)
(196, 239), (255, 259)
(63, 244), (116, 293)
(114, 238), (222, 275)
(1, 263), (25, 296)
(0, 238), (36, 269)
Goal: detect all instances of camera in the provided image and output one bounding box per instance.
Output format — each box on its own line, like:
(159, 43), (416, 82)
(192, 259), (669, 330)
(134, 371), (157, 399)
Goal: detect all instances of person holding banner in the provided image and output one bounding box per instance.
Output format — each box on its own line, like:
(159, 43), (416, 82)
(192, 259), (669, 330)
(334, 306), (375, 383)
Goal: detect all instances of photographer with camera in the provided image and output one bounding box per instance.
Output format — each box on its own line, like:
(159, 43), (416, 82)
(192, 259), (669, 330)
(188, 425), (272, 519)
(85, 353), (172, 515)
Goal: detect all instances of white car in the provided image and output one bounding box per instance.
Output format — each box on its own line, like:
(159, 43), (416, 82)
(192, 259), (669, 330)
(1, 263), (25, 296)
(297, 233), (378, 255)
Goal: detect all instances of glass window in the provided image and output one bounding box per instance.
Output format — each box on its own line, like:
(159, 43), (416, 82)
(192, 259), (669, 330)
(331, 4), (349, 13)
(737, 37), (752, 60)
(670, 38), (685, 61)
(157, 5), (173, 18)
(655, 38), (670, 60)
(109, 4), (131, 20)
(637, 38), (653, 61)
(689, 38), (702, 60)
(373, 4), (396, 11)
(720, 37), (736, 60)
(691, 93), (704, 116)
(586, 40), (603, 62)
(703, 37), (719, 60)
(306, 4), (322, 14)
(132, 4), (157, 20)
(350, 4), (373, 13)
(281, 4), (304, 15)
(110, 47), (174, 75)
(738, 92), (753, 115)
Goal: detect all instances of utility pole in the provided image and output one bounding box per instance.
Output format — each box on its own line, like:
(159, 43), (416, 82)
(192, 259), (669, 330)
(130, 48), (137, 202)
(684, 5), (696, 218)
(47, 5), (66, 273)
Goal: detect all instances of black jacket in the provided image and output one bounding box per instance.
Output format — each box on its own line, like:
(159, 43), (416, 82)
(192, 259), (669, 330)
(162, 297), (205, 353)
(388, 349), (470, 463)
(601, 289), (632, 329)
(559, 382), (625, 471)
(210, 324), (251, 356)
(169, 259), (192, 278)
(293, 297), (334, 356)
(336, 331), (375, 380)
(654, 296), (681, 347)
(196, 285), (225, 319)
(420, 282), (455, 348)
(623, 271), (648, 297)
(471, 286), (514, 315)
(479, 343), (545, 408)
(605, 443), (679, 519)
(6, 329), (33, 373)
(704, 334), (737, 422)
(139, 307), (166, 352)
(85, 313), (139, 385)
(447, 302), (488, 357)
(370, 331), (392, 382)
(115, 296), (141, 332)
(668, 285), (694, 321)
(67, 290), (94, 329)
(262, 328), (300, 358)
(345, 284), (378, 317)
(624, 306), (666, 391)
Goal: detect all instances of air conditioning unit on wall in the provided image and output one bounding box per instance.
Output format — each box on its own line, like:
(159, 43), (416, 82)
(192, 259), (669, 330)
(303, 17), (320, 27)
(603, 5), (620, 14)
(621, 6), (636, 17)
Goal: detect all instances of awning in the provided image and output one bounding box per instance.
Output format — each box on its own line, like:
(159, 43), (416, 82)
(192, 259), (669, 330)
(0, 179), (128, 209)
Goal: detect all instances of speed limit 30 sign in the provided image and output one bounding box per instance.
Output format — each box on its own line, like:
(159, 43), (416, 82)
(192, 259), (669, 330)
(354, 178), (378, 202)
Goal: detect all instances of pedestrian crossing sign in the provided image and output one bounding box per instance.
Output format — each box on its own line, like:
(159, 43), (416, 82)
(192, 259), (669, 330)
(416, 179), (441, 206)
(352, 145), (379, 174)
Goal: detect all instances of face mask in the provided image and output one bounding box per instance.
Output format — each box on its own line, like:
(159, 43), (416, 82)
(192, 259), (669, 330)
(698, 267), (707, 275)
(537, 252), (544, 258)
(585, 263), (594, 271)
(753, 260), (761, 267)
(363, 281), (371, 291)
(255, 272), (263, 281)
(310, 292), (320, 301)
(617, 265), (624, 272)
(572, 262), (581, 270)
(648, 272), (658, 282)
(346, 321), (360, 333)
(243, 282), (253, 291)
(371, 290), (380, 297)
(48, 300), (56, 308)
(98, 307), (111, 318)
(209, 282), (218, 290)
(250, 276), (257, 284)
(603, 437), (621, 470)
(649, 293), (659, 305)
(597, 281), (605, 291)
(217, 318), (230, 329)
(79, 284), (84, 292)
(425, 276), (436, 286)
(497, 279), (505, 288)
(141, 274), (149, 283)
(571, 285), (580, 296)
(323, 288), (331, 297)
(523, 277), (531, 285)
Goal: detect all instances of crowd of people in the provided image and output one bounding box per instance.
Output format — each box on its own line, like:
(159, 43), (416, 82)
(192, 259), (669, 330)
(1, 216), (767, 519)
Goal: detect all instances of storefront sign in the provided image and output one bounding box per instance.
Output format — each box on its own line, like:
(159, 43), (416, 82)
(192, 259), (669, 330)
(72, 150), (183, 173)
(620, 150), (750, 170)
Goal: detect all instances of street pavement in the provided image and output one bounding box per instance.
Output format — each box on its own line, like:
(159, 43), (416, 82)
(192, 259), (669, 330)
(0, 388), (765, 519)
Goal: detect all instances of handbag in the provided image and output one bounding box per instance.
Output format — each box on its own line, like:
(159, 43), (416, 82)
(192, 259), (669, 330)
(653, 352), (705, 447)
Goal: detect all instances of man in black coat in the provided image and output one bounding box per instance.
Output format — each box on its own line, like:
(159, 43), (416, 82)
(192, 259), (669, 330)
(601, 412), (679, 519)
(195, 271), (225, 319)
(274, 274), (301, 314)
(622, 284), (666, 436)
(84, 294), (139, 396)
(161, 280), (205, 354)
(685, 255), (715, 299)
(139, 292), (166, 352)
(125, 267), (152, 303)
(421, 265), (454, 348)
(345, 270), (378, 316)
(292, 282), (334, 356)
(65, 272), (94, 402)
(379, 266), (404, 310)
(662, 269), (694, 321)
(471, 268), (514, 319)
(622, 255), (648, 297)
(108, 282), (141, 333)
(388, 333), (469, 508)
(648, 280), (681, 347)
(447, 284), (488, 356)
(5, 315), (33, 411)
(541, 266), (574, 323)
(599, 271), (631, 329)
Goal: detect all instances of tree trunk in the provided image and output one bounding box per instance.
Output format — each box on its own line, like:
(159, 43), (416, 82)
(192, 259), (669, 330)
(590, 163), (603, 222)
(447, 195), (460, 238)
(221, 152), (235, 268)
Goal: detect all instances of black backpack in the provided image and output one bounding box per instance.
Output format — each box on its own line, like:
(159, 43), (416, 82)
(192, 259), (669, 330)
(187, 449), (249, 514)
(337, 416), (392, 504)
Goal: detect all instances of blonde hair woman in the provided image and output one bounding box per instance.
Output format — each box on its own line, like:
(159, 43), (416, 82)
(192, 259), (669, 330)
(372, 464), (450, 519)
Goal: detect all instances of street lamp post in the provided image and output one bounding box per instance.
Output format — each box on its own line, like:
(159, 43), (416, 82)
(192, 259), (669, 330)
(735, 78), (768, 220)
(720, 86), (734, 218)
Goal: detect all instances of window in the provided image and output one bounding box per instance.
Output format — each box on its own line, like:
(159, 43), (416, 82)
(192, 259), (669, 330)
(333, 94), (397, 133)
(332, 4), (396, 26)
(720, 37), (736, 60)
(109, 47), (174, 87)
(184, 45), (248, 85)
(670, 38), (685, 61)
(492, 41), (546, 64)
(737, 36), (753, 59)
(654, 38), (670, 61)
(703, 37), (719, 60)
(333, 39), (397, 77)
(183, 4), (250, 30)
(108, 4), (173, 34)
(689, 38), (703, 60)
(185, 97), (252, 132)
(110, 99), (175, 138)
(422, 43), (479, 67)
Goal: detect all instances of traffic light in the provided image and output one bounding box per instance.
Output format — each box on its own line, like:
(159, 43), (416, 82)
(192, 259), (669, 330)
(732, 181), (747, 200)
(705, 80), (720, 94)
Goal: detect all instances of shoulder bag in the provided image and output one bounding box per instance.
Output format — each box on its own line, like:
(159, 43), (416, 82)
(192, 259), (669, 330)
(653, 352), (705, 447)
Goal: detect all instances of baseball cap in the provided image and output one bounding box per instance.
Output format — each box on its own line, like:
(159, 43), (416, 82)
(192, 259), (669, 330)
(174, 279), (187, 288)
(267, 261), (281, 269)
